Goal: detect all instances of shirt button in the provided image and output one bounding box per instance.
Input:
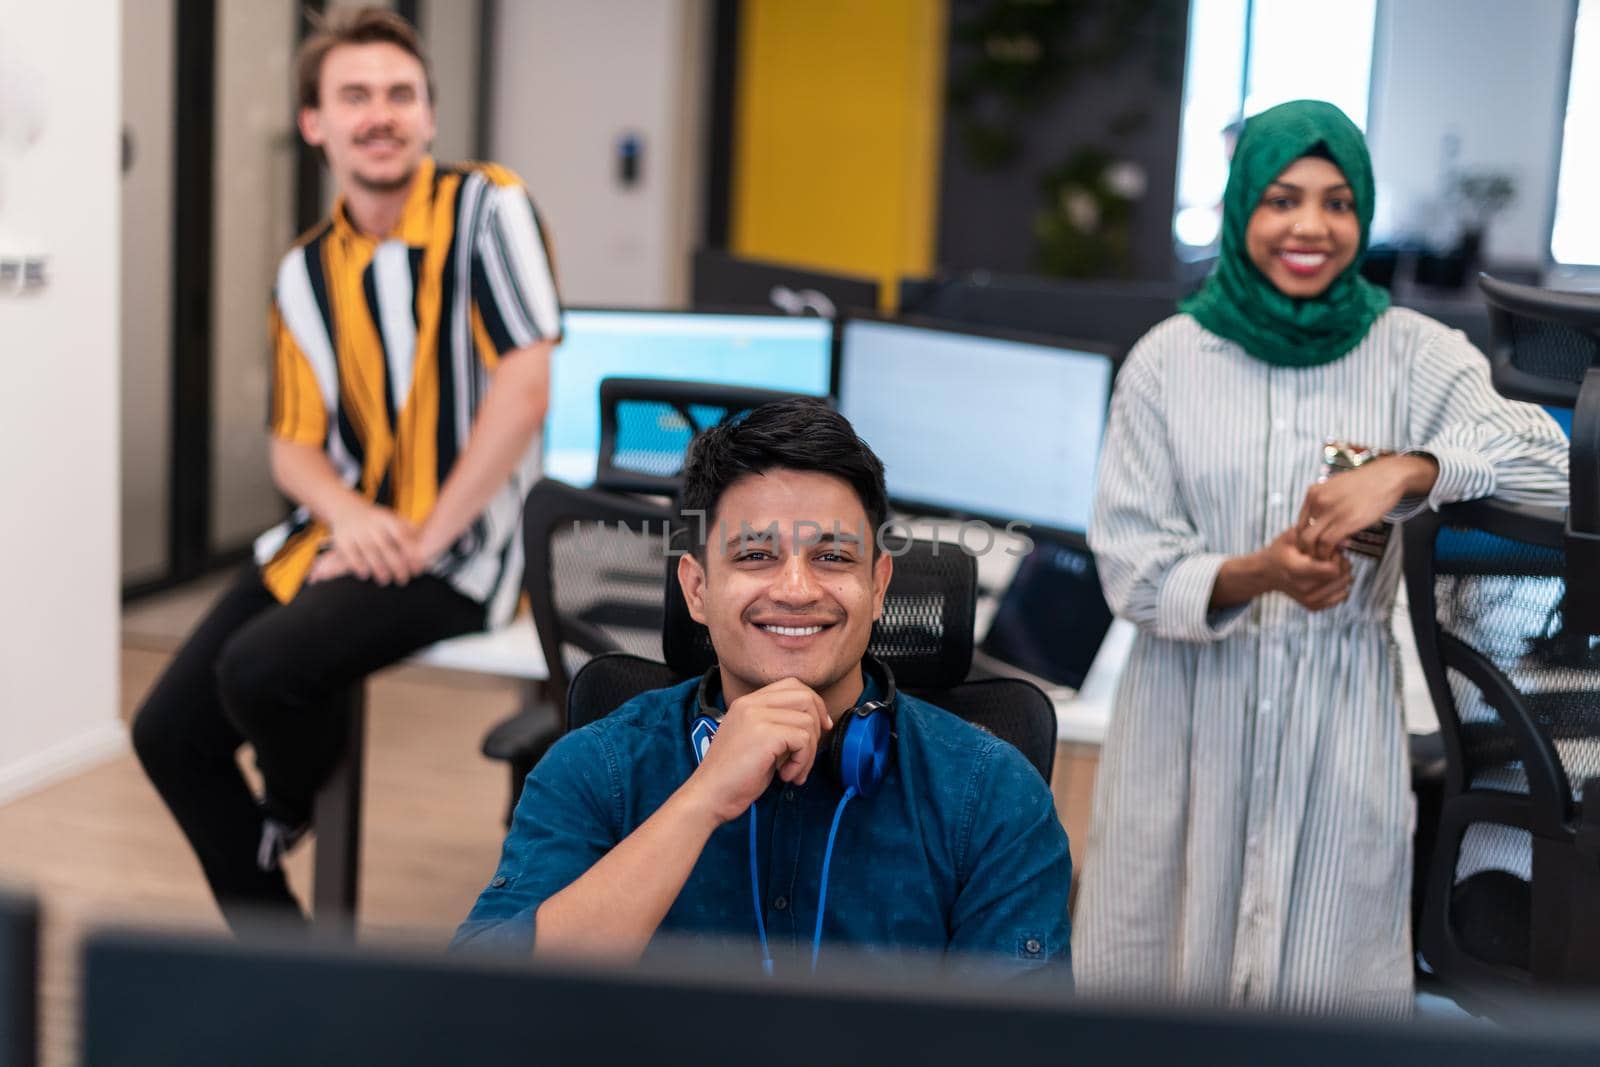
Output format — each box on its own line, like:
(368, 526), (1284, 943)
(773, 896), (789, 911)
(1024, 938), (1042, 954)
(1260, 699), (1273, 713)
(1268, 491), (1284, 506)
(1273, 418), (1287, 431)
(783, 789), (795, 802)
(490, 876), (507, 888)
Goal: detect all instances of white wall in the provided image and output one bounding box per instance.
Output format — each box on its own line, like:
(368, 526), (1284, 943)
(487, 0), (708, 307)
(1367, 0), (1573, 266)
(0, 0), (126, 803)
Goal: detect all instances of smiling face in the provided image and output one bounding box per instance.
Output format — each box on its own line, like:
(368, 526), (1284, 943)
(677, 469), (892, 714)
(298, 41), (435, 197)
(1245, 155), (1361, 299)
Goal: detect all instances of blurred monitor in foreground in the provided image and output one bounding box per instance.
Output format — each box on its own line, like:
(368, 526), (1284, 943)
(80, 926), (1600, 1067)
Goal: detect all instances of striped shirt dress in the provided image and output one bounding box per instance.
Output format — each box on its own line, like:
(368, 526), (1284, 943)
(1074, 308), (1569, 1015)
(257, 156), (562, 628)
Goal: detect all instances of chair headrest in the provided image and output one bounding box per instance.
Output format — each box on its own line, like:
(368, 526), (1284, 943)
(662, 530), (977, 689)
(1478, 273), (1600, 407)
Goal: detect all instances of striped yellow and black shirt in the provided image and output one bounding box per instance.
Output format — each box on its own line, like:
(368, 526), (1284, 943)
(256, 156), (561, 626)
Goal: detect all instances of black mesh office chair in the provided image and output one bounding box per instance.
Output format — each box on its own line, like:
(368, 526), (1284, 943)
(1403, 275), (1600, 995)
(1480, 276), (1600, 634)
(593, 378), (816, 497)
(479, 479), (677, 822)
(568, 534), (1059, 782)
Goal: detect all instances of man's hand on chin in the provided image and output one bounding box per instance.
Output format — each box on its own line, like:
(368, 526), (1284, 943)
(680, 677), (833, 825)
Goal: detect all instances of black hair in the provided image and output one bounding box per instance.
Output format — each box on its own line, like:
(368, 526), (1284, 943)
(296, 6), (434, 112)
(680, 398), (890, 557)
(1302, 141), (1337, 164)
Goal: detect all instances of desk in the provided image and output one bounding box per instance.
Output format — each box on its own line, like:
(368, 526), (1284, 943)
(408, 623), (547, 680)
(1049, 619), (1130, 745)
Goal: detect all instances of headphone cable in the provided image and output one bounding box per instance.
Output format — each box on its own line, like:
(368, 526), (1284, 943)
(812, 786), (857, 973)
(748, 805), (773, 975)
(747, 786), (860, 975)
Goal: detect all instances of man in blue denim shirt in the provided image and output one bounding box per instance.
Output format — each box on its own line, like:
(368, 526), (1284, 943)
(455, 399), (1071, 975)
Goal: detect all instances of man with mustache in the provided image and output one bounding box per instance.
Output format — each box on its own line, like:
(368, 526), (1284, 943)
(132, 6), (561, 929)
(455, 399), (1073, 976)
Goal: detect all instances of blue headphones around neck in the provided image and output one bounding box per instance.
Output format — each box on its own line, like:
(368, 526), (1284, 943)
(690, 657), (897, 972)
(692, 657), (897, 798)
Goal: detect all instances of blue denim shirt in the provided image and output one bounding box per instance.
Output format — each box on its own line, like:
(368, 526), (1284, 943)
(454, 677), (1072, 975)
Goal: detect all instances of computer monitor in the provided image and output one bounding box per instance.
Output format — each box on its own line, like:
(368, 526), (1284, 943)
(544, 309), (834, 486)
(838, 318), (1115, 537)
(691, 248), (881, 319)
(81, 927), (1600, 1067)
(980, 533), (1115, 690)
(897, 271), (1498, 363)
(898, 272), (1189, 360)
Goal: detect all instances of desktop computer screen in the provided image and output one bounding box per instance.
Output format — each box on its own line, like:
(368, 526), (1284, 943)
(838, 318), (1114, 535)
(898, 273), (1189, 360)
(543, 310), (834, 485)
(979, 534), (1115, 689)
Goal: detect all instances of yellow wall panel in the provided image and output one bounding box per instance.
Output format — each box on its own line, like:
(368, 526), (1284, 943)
(731, 0), (946, 309)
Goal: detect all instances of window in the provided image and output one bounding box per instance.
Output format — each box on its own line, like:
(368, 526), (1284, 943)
(1551, 0), (1599, 266)
(1173, 0), (1378, 258)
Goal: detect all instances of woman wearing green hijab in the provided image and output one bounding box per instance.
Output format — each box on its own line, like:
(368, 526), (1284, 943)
(1076, 100), (1567, 1015)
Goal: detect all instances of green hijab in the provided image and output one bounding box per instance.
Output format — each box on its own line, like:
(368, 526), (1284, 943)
(1180, 99), (1390, 368)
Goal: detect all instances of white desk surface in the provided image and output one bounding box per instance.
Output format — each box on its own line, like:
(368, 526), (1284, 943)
(1048, 618), (1131, 745)
(409, 624), (547, 680)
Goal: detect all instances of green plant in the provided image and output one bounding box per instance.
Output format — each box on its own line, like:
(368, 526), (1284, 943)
(945, 0), (1179, 171)
(1033, 148), (1145, 277)
(1454, 170), (1516, 233)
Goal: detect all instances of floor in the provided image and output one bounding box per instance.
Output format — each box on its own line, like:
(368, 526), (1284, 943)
(2, 573), (533, 1067)
(0, 570), (1102, 1067)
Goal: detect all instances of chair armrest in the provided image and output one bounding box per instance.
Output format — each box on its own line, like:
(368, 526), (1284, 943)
(481, 705), (560, 762)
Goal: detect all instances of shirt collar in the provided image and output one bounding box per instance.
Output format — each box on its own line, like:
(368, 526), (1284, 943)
(856, 666), (884, 706)
(329, 155), (437, 247)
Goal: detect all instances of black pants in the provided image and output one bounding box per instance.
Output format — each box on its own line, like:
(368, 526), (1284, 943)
(131, 566), (483, 931)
